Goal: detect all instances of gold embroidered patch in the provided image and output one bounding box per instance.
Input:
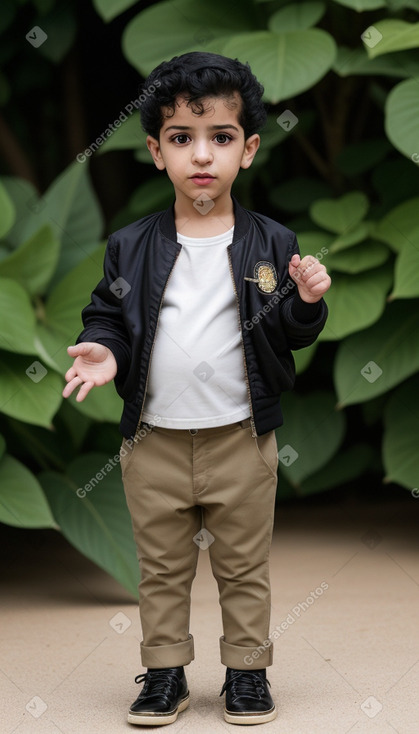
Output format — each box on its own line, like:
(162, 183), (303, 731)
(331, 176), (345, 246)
(244, 261), (278, 294)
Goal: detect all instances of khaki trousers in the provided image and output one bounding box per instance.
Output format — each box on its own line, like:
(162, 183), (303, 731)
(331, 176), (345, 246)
(120, 419), (278, 670)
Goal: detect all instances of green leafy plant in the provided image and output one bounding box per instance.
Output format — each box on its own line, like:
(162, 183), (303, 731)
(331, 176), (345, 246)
(1, 0), (419, 593)
(0, 162), (138, 594)
(100, 0), (419, 495)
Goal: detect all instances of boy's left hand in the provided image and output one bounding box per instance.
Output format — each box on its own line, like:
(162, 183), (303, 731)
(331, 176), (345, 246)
(288, 254), (331, 303)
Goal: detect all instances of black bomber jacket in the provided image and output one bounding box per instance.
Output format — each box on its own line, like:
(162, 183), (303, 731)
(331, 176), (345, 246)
(77, 196), (328, 438)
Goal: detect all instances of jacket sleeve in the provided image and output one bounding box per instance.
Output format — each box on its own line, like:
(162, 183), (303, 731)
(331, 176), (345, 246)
(76, 234), (131, 381)
(278, 233), (328, 350)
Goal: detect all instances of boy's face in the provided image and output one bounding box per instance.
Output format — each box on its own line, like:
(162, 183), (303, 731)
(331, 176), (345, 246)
(146, 93), (260, 210)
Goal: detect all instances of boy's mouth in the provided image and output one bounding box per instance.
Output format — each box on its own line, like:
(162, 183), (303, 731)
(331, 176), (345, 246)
(190, 173), (215, 185)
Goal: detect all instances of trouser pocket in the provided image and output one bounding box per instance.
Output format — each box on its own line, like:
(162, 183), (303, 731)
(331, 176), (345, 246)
(254, 430), (279, 478)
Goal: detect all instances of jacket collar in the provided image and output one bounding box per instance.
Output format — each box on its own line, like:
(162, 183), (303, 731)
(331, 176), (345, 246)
(159, 195), (250, 244)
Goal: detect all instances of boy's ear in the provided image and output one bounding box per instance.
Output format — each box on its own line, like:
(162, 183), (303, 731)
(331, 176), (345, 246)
(240, 134), (260, 170)
(146, 135), (166, 170)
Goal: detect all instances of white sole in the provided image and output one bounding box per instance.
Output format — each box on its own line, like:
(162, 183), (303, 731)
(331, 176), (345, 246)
(224, 705), (277, 725)
(127, 694), (190, 726)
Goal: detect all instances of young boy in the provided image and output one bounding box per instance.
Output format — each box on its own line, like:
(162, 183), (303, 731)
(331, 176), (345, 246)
(63, 52), (330, 726)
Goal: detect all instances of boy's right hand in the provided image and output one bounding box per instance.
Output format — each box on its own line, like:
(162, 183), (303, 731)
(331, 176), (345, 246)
(62, 343), (117, 402)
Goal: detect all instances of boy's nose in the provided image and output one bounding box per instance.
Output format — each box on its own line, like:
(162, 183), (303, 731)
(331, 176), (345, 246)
(191, 142), (213, 164)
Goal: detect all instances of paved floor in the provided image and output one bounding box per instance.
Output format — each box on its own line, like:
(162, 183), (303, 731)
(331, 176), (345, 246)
(2, 490), (419, 734)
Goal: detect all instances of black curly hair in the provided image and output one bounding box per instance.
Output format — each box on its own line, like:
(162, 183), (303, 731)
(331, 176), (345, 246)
(139, 51), (267, 140)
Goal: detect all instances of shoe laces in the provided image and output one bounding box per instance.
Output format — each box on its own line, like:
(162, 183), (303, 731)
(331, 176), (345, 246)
(134, 669), (180, 700)
(219, 670), (271, 701)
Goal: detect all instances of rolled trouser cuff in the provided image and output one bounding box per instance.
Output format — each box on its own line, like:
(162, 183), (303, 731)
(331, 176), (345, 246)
(219, 635), (273, 669)
(140, 634), (194, 668)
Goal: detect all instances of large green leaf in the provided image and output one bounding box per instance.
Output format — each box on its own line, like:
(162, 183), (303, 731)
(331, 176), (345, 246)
(331, 0), (385, 9)
(0, 278), (36, 354)
(328, 223), (371, 253)
(0, 352), (62, 426)
(33, 328), (62, 373)
(0, 454), (56, 528)
(43, 245), (106, 337)
(0, 177), (37, 250)
(268, 2), (325, 32)
(92, 0), (140, 22)
(122, 0), (254, 76)
(326, 240), (390, 273)
(334, 46), (419, 78)
(6, 415), (75, 472)
(0, 180), (15, 239)
(319, 264), (392, 341)
(385, 79), (419, 162)
(293, 342), (318, 374)
(67, 382), (123, 424)
(296, 231), (335, 259)
(19, 161), (104, 288)
(99, 113), (148, 154)
(36, 5), (77, 64)
(374, 196), (419, 253)
(364, 20), (419, 59)
(35, 245), (106, 370)
(334, 301), (419, 406)
(387, 0), (419, 9)
(223, 30), (336, 104)
(0, 225), (60, 295)
(276, 390), (345, 485)
(297, 443), (374, 495)
(310, 192), (369, 234)
(258, 113), (296, 151)
(40, 454), (140, 596)
(110, 177), (175, 231)
(383, 375), (419, 488)
(389, 227), (419, 299)
(34, 245), (123, 422)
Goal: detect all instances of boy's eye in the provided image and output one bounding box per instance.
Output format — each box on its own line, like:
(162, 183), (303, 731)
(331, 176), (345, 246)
(173, 134), (190, 144)
(214, 133), (232, 144)
(170, 132), (232, 145)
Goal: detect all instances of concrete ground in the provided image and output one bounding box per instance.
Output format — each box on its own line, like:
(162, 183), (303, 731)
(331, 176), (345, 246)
(2, 490), (419, 734)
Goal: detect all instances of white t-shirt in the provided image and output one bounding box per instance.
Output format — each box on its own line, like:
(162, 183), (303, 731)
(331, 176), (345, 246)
(141, 226), (250, 428)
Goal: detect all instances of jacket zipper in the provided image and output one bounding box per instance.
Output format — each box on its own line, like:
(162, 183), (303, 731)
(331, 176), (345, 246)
(137, 248), (181, 428)
(227, 248), (257, 438)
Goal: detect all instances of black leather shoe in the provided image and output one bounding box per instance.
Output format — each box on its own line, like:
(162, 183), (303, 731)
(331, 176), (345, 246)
(219, 667), (276, 724)
(128, 666), (189, 726)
